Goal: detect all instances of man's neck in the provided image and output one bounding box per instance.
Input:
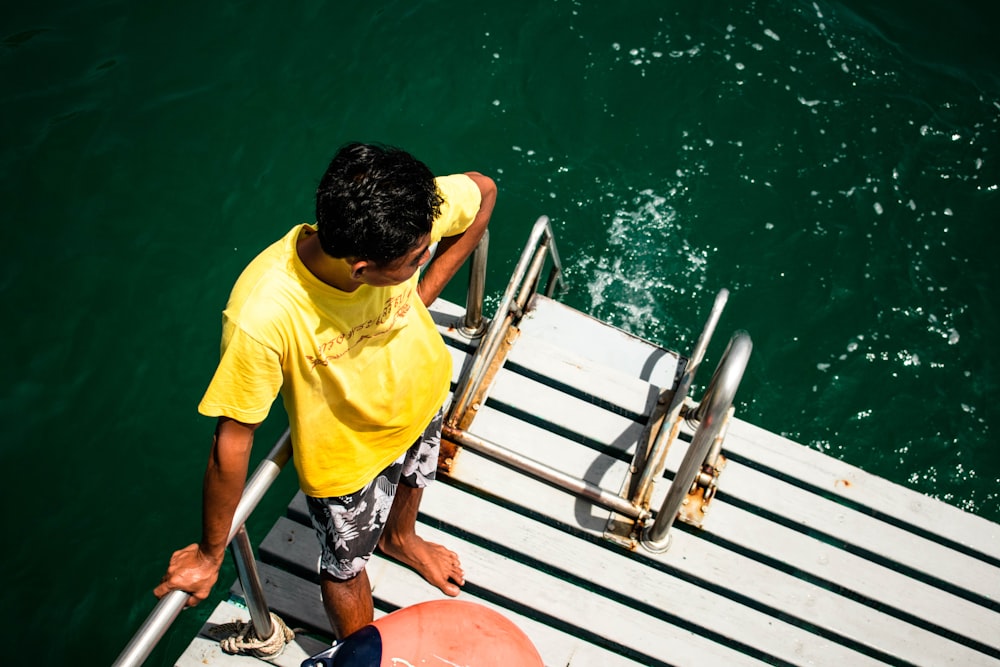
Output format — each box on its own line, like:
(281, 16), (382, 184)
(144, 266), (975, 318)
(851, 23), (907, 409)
(296, 229), (360, 292)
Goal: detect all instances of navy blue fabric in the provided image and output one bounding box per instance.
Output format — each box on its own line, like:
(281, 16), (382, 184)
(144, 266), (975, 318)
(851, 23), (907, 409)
(300, 625), (382, 667)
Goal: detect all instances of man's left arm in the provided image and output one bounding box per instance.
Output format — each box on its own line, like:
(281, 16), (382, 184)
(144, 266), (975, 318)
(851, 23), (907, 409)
(417, 172), (496, 307)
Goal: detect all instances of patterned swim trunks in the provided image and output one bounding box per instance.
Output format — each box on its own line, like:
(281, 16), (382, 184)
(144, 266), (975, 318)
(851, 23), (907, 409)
(306, 409), (442, 581)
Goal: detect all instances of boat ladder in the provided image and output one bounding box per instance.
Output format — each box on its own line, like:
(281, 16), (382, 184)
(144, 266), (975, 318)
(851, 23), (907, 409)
(442, 215), (752, 552)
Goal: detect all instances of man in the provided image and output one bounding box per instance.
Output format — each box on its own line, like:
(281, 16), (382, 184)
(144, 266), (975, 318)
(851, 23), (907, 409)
(154, 142), (496, 639)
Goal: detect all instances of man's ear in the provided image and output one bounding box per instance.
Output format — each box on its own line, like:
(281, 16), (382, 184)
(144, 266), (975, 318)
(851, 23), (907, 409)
(348, 259), (369, 281)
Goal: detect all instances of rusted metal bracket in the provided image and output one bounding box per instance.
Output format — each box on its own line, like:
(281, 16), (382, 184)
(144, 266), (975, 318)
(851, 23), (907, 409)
(439, 322), (521, 475)
(439, 436), (461, 476)
(677, 454), (726, 528)
(675, 404), (734, 527)
(455, 325), (521, 432)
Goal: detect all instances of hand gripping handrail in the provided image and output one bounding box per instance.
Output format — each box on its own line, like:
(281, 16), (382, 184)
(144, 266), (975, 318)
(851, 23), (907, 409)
(113, 430), (293, 667)
(641, 331), (752, 552)
(448, 216), (562, 429)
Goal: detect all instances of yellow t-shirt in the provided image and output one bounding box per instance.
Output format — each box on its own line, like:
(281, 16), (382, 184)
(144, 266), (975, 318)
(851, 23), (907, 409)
(198, 174), (482, 497)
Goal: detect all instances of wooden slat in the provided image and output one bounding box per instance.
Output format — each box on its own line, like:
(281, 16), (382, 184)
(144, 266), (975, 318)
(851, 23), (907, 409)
(489, 360), (646, 451)
(701, 501), (999, 650)
(667, 437), (1000, 607)
(441, 325), (647, 456)
(518, 295), (680, 387)
(720, 418), (1000, 560)
(412, 512), (773, 667)
(506, 333), (665, 420)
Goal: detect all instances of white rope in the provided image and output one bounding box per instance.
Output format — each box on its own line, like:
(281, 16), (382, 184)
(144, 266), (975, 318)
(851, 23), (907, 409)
(209, 612), (295, 660)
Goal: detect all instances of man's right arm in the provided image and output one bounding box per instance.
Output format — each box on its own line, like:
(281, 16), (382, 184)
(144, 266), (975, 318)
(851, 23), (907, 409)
(154, 417), (259, 606)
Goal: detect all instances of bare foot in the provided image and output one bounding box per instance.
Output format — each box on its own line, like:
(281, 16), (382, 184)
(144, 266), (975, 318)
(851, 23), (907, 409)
(379, 534), (464, 596)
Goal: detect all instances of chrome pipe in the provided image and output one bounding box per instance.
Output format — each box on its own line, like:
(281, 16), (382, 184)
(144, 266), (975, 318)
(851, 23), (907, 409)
(631, 289), (729, 507)
(543, 266), (562, 297)
(460, 230), (490, 337)
(112, 592), (187, 667)
(113, 430), (293, 667)
(540, 221), (563, 297)
(704, 406), (734, 469)
(445, 426), (646, 521)
(642, 332), (752, 552)
(229, 429), (292, 538)
(231, 526), (274, 640)
(450, 217), (555, 425)
(517, 243), (551, 312)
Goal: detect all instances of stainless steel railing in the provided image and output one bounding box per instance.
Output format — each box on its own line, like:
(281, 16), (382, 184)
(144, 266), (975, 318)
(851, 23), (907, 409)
(113, 431), (292, 667)
(448, 216), (562, 429)
(629, 289), (730, 510)
(641, 331), (752, 552)
(459, 228), (490, 337)
(442, 424), (648, 522)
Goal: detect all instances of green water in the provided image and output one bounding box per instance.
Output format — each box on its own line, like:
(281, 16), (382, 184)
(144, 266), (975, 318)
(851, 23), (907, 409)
(3, 1), (998, 664)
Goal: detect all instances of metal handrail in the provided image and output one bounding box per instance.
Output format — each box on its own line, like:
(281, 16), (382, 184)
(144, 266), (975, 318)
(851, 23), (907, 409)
(641, 331), (752, 552)
(630, 289), (730, 508)
(113, 430), (293, 667)
(443, 425), (647, 522)
(231, 525), (274, 640)
(448, 216), (562, 428)
(459, 230), (490, 337)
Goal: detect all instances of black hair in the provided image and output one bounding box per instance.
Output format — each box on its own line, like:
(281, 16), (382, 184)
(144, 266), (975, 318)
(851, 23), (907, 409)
(315, 143), (443, 264)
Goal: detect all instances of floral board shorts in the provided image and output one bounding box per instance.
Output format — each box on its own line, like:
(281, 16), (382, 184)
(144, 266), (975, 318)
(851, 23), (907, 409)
(306, 409), (443, 581)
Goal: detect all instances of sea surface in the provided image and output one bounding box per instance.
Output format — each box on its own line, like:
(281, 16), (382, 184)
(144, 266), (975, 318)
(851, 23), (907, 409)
(2, 1), (998, 664)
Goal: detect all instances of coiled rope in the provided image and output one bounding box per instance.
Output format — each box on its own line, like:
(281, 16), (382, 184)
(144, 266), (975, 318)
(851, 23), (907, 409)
(209, 612), (295, 660)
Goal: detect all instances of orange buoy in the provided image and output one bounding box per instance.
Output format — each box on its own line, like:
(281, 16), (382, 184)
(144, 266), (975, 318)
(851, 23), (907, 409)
(302, 599), (544, 667)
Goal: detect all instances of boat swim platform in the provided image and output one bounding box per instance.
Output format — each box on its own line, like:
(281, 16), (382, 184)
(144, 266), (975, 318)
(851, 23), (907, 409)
(177, 294), (1000, 667)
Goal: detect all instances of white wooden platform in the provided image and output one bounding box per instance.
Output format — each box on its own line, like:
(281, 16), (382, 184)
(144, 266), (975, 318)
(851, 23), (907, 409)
(176, 295), (1000, 667)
